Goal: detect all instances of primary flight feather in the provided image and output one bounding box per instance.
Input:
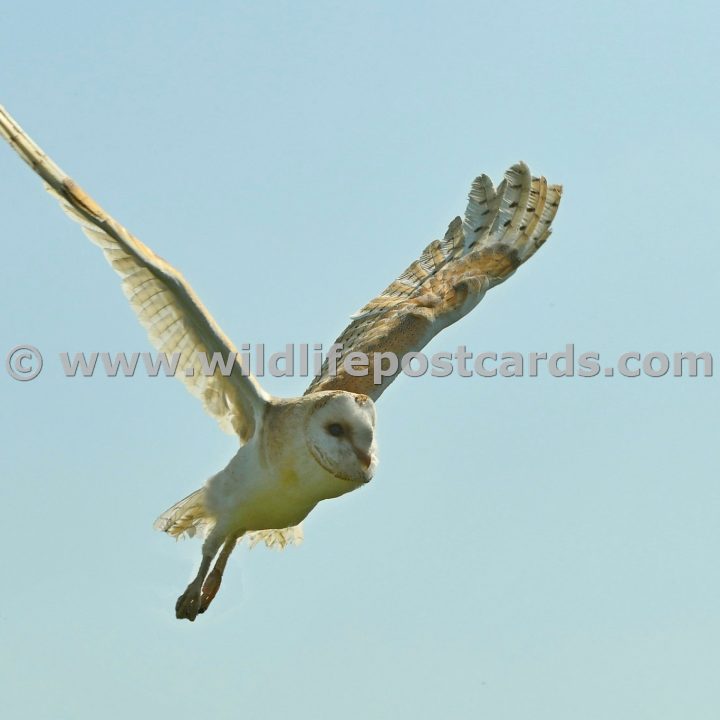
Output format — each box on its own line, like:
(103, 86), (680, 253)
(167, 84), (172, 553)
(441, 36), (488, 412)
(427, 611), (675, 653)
(0, 104), (562, 621)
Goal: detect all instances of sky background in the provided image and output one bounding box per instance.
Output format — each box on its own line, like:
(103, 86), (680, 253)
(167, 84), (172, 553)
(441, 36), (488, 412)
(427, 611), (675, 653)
(1, 2), (718, 718)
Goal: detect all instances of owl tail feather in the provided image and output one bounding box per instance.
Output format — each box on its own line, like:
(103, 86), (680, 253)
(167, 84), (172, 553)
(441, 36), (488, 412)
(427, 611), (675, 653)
(153, 488), (304, 549)
(153, 488), (212, 540)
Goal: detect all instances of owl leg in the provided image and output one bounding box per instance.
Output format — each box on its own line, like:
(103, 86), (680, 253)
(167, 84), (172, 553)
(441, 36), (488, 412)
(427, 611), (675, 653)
(175, 527), (226, 621)
(198, 531), (242, 614)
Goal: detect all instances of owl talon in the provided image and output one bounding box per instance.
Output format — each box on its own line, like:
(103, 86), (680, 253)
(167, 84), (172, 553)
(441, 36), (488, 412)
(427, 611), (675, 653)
(175, 583), (202, 621)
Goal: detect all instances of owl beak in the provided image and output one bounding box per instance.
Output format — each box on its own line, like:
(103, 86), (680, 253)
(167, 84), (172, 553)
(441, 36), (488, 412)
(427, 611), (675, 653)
(353, 447), (373, 471)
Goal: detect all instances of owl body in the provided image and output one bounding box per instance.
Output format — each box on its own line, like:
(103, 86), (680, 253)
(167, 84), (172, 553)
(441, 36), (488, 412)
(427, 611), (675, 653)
(178, 391), (378, 538)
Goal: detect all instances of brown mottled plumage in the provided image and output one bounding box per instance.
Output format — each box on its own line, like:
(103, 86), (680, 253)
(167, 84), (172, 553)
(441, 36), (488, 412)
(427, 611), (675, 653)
(306, 162), (562, 399)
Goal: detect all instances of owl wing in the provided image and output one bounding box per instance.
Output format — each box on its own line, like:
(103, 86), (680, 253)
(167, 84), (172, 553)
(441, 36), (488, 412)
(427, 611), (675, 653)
(0, 105), (269, 442)
(305, 162), (562, 400)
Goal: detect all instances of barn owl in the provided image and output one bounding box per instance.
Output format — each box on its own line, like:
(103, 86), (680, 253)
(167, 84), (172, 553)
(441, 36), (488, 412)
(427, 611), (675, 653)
(0, 105), (562, 621)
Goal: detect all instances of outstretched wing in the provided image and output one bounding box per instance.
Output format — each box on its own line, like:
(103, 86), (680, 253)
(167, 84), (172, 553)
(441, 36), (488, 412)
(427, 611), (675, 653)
(306, 162), (562, 400)
(0, 105), (269, 442)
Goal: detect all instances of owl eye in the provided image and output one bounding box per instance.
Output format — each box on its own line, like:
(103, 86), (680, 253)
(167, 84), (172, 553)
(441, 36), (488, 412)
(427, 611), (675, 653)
(327, 422), (345, 437)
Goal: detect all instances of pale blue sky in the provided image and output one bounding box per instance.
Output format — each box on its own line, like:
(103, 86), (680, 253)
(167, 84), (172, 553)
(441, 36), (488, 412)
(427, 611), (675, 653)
(1, 2), (718, 718)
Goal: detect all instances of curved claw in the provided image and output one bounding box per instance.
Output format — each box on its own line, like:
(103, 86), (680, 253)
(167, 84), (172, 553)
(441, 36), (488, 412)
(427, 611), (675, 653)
(175, 583), (202, 621)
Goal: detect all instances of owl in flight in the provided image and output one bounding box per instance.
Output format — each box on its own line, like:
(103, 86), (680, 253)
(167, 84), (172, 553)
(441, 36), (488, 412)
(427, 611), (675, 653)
(0, 106), (562, 621)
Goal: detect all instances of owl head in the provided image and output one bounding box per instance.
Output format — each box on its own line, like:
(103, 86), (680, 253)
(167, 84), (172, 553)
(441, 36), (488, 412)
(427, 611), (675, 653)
(304, 391), (378, 484)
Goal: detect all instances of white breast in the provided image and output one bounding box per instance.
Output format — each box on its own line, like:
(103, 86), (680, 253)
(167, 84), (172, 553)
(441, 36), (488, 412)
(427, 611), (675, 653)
(202, 435), (363, 534)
